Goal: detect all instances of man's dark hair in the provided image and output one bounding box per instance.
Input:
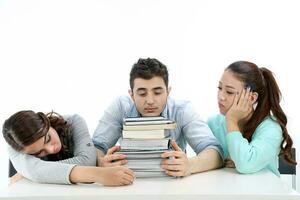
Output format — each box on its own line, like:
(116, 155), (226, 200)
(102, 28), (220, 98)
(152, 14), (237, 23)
(130, 58), (169, 90)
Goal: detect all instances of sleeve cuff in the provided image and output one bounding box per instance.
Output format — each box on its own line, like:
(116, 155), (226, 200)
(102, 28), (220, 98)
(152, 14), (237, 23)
(66, 164), (77, 184)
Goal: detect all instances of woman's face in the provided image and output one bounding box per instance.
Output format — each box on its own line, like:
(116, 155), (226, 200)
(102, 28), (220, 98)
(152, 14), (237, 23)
(218, 70), (244, 115)
(22, 127), (62, 157)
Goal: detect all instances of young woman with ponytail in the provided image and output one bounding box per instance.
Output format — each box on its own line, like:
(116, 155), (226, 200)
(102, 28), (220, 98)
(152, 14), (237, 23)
(207, 61), (296, 175)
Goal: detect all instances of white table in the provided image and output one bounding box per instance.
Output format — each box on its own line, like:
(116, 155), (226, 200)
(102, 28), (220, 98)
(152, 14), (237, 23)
(0, 168), (299, 200)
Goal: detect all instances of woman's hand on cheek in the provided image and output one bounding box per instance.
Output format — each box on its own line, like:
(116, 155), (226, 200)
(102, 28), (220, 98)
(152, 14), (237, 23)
(225, 88), (253, 131)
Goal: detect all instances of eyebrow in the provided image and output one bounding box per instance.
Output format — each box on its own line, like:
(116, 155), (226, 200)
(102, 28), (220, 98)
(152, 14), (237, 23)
(136, 87), (164, 92)
(152, 87), (164, 91)
(219, 82), (236, 90)
(225, 85), (236, 90)
(136, 88), (147, 93)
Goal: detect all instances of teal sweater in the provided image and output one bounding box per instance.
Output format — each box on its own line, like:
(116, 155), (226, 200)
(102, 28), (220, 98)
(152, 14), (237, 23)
(208, 114), (283, 176)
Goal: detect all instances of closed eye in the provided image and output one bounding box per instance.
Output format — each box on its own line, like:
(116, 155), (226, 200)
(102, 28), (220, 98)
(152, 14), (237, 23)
(226, 91), (235, 95)
(45, 134), (51, 144)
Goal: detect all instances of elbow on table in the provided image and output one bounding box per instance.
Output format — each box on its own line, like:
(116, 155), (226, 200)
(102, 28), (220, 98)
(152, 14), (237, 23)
(235, 162), (261, 174)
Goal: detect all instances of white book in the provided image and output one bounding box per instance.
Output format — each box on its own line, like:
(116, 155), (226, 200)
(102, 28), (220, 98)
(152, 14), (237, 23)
(124, 120), (174, 126)
(123, 123), (176, 131)
(124, 154), (162, 159)
(134, 170), (171, 178)
(120, 138), (170, 151)
(124, 116), (165, 122)
(127, 158), (163, 166)
(122, 129), (169, 139)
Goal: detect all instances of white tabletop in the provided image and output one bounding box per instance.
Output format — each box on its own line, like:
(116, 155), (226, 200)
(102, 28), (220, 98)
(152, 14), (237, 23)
(0, 168), (299, 200)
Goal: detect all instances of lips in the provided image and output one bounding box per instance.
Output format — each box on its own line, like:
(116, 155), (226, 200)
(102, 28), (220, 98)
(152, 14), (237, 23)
(145, 107), (157, 112)
(218, 103), (225, 109)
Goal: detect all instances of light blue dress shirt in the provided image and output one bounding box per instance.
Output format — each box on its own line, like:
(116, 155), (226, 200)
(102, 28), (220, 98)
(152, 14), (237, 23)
(92, 96), (223, 156)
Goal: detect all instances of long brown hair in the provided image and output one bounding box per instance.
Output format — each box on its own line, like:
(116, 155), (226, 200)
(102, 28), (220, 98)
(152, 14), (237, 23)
(226, 61), (296, 165)
(2, 110), (73, 160)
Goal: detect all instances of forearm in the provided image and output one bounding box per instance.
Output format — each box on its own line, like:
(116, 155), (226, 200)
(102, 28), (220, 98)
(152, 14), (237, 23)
(189, 148), (223, 174)
(69, 166), (100, 184)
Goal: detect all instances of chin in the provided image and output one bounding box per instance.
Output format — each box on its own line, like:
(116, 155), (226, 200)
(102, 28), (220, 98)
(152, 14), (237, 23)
(219, 109), (226, 115)
(142, 112), (160, 117)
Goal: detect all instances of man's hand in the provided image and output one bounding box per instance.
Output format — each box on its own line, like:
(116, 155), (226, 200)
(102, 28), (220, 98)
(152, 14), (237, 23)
(98, 146), (127, 167)
(161, 140), (191, 177)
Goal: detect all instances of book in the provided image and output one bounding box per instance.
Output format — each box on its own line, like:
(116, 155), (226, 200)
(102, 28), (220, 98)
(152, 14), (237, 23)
(134, 170), (169, 178)
(124, 116), (165, 122)
(116, 150), (166, 159)
(123, 117), (175, 126)
(122, 129), (170, 139)
(126, 158), (163, 169)
(123, 123), (177, 131)
(120, 138), (170, 151)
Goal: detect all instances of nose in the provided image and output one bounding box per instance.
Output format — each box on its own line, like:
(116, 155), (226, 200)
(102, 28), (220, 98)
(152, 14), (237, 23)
(145, 94), (154, 104)
(44, 143), (56, 155)
(218, 91), (226, 101)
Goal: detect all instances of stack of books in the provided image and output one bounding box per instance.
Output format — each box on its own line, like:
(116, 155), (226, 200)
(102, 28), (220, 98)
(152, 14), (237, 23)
(118, 116), (176, 178)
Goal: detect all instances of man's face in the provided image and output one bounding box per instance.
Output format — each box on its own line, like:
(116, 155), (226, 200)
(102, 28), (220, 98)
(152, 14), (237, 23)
(130, 76), (170, 117)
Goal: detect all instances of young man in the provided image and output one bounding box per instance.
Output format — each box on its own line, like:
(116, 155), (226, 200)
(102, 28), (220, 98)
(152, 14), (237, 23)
(92, 58), (223, 177)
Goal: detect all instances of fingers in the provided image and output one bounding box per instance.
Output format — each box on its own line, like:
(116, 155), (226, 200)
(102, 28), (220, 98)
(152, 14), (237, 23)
(164, 170), (183, 177)
(121, 179), (133, 186)
(233, 90), (240, 106)
(124, 168), (135, 178)
(120, 168), (135, 185)
(241, 87), (251, 108)
(161, 157), (182, 165)
(161, 164), (182, 171)
(105, 153), (126, 162)
(107, 159), (128, 167)
(171, 140), (182, 151)
(107, 146), (120, 155)
(161, 150), (184, 159)
(122, 173), (135, 185)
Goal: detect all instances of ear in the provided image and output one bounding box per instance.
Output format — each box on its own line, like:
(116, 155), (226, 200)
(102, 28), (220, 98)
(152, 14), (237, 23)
(167, 87), (171, 96)
(250, 92), (258, 104)
(128, 89), (134, 101)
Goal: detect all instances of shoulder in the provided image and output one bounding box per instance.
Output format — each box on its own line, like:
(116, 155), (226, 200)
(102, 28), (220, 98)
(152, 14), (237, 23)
(116, 95), (134, 107)
(110, 95), (135, 113)
(63, 114), (86, 125)
(207, 114), (225, 136)
(167, 97), (194, 114)
(207, 114), (224, 126)
(253, 116), (282, 139)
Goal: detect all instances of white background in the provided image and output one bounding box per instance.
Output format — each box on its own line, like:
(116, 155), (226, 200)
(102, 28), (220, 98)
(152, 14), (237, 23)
(0, 0), (299, 191)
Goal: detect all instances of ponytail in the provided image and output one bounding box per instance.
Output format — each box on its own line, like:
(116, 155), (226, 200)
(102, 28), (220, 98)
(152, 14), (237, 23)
(260, 68), (296, 165)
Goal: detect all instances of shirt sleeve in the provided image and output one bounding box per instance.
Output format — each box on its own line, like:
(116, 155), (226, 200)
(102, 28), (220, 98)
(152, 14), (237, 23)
(92, 97), (124, 154)
(57, 114), (97, 166)
(9, 147), (76, 184)
(181, 103), (223, 157)
(226, 120), (282, 174)
(8, 114), (96, 184)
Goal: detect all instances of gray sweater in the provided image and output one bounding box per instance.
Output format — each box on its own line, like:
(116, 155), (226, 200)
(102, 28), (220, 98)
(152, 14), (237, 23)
(8, 114), (97, 184)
